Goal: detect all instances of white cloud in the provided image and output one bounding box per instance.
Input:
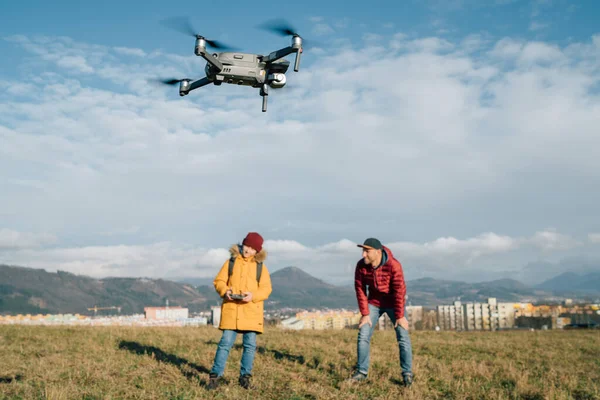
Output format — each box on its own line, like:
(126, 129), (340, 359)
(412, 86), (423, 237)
(489, 37), (524, 59)
(114, 47), (147, 57)
(0, 229), (57, 250)
(588, 234), (600, 244)
(1, 229), (589, 284)
(264, 240), (310, 253)
(2, 31), (600, 284)
(528, 229), (582, 251)
(518, 41), (565, 64)
(56, 55), (94, 73)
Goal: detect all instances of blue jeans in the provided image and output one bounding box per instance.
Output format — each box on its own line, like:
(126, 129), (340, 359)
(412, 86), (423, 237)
(356, 303), (413, 376)
(210, 330), (257, 377)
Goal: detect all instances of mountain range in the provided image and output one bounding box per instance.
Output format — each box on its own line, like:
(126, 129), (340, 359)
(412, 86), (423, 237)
(0, 265), (207, 315)
(1, 264), (599, 316)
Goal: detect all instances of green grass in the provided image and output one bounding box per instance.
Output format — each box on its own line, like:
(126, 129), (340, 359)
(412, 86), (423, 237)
(0, 325), (599, 399)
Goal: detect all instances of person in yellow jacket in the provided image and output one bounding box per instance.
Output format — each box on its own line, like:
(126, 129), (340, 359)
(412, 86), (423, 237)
(207, 232), (272, 390)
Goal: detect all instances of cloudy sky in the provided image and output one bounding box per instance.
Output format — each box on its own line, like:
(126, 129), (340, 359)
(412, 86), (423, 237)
(1, 0), (600, 286)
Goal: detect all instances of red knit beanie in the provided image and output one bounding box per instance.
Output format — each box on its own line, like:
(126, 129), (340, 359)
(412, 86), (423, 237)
(242, 232), (264, 252)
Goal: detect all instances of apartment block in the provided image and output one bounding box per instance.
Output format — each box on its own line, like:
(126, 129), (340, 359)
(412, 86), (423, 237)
(144, 306), (188, 320)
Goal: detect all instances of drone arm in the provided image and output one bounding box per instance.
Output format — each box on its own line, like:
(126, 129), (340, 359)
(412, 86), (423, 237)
(188, 77), (212, 92)
(180, 77), (212, 96)
(260, 46), (298, 64)
(195, 48), (223, 71)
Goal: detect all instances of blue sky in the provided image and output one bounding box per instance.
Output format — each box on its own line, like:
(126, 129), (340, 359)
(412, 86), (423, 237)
(1, 0), (600, 285)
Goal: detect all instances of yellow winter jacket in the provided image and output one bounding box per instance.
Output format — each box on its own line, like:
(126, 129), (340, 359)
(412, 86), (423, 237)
(213, 245), (272, 333)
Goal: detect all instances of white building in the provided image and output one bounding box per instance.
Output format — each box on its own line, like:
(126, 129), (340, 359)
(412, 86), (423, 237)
(437, 301), (464, 331)
(497, 302), (517, 329)
(280, 317), (305, 330)
(406, 306), (424, 330)
(438, 298), (519, 331)
(464, 300), (495, 331)
(144, 306), (188, 320)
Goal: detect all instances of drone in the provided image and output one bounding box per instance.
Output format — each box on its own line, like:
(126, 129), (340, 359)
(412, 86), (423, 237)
(156, 17), (306, 112)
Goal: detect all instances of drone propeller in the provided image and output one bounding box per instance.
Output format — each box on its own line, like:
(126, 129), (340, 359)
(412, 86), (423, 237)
(258, 18), (300, 37)
(148, 77), (193, 86)
(158, 78), (189, 85)
(159, 16), (237, 50)
(257, 18), (323, 49)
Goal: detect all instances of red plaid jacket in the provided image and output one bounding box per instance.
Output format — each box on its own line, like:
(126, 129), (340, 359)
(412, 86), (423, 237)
(354, 246), (407, 318)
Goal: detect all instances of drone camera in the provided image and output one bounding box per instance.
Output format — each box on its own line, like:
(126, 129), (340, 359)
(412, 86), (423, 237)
(268, 73), (286, 88)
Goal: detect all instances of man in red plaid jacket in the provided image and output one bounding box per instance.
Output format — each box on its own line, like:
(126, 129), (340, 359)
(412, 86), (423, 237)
(348, 237), (413, 387)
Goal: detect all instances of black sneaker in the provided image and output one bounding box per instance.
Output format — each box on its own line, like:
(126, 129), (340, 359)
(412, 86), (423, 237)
(402, 373), (413, 388)
(239, 374), (253, 389)
(347, 371), (368, 382)
(207, 373), (223, 390)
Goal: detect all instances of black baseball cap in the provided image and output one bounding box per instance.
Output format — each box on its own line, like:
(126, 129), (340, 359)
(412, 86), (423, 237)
(357, 238), (382, 250)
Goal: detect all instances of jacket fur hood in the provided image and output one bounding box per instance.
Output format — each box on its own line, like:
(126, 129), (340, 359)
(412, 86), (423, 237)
(229, 244), (267, 263)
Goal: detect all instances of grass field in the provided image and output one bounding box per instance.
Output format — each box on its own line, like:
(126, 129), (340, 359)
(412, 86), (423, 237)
(0, 325), (599, 399)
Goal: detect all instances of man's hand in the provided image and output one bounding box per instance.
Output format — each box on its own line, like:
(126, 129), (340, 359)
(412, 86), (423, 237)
(242, 292), (253, 303)
(395, 316), (409, 330)
(224, 289), (232, 301)
(358, 315), (372, 329)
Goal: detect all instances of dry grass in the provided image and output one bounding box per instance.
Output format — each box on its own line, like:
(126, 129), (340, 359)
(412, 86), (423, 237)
(0, 325), (599, 399)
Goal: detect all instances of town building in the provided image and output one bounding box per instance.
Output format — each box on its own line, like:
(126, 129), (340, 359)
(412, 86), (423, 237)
(280, 310), (361, 330)
(437, 298), (535, 331)
(144, 306), (188, 320)
(437, 301), (465, 331)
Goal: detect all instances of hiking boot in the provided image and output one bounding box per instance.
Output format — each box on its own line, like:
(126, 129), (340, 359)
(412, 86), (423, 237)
(402, 373), (413, 388)
(347, 371), (368, 382)
(239, 374), (253, 389)
(207, 373), (223, 390)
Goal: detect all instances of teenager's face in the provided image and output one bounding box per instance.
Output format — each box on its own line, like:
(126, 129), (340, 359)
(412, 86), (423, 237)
(242, 245), (257, 258)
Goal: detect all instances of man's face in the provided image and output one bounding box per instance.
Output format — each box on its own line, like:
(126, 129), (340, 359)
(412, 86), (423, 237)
(362, 247), (381, 266)
(242, 245), (257, 258)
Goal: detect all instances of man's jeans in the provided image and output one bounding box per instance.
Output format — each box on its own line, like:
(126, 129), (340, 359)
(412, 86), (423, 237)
(356, 303), (413, 377)
(210, 330), (257, 377)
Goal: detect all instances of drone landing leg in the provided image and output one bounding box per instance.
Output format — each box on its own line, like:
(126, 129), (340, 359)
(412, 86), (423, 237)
(260, 84), (269, 112)
(294, 49), (301, 72)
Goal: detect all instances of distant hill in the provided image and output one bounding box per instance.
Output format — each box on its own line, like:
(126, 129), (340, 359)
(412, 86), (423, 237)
(405, 277), (543, 305)
(0, 264), (208, 315)
(536, 272), (600, 293)
(2, 263), (597, 316)
(266, 266), (357, 309)
(513, 257), (600, 285)
(192, 266), (359, 310)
